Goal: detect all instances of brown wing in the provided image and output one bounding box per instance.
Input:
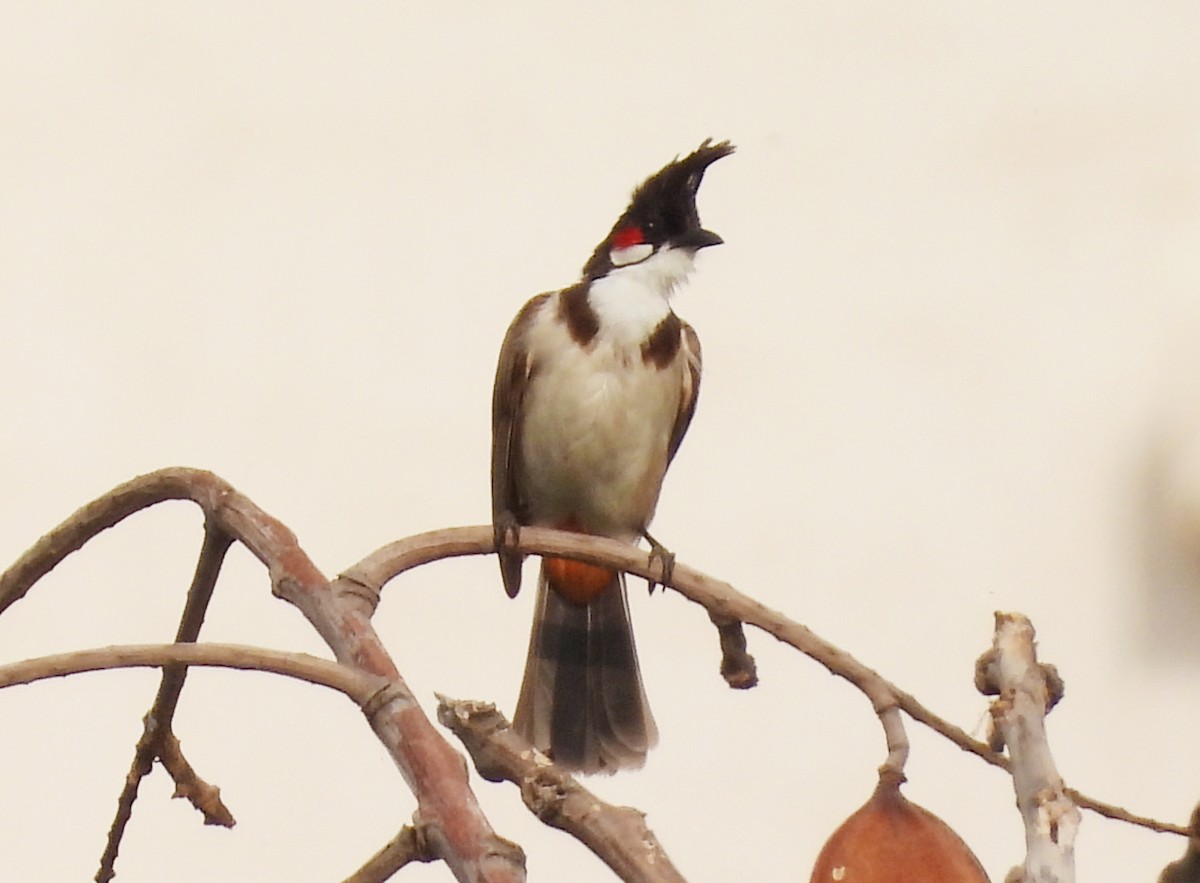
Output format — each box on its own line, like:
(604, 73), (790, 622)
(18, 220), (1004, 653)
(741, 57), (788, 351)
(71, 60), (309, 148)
(666, 320), (702, 464)
(492, 293), (549, 597)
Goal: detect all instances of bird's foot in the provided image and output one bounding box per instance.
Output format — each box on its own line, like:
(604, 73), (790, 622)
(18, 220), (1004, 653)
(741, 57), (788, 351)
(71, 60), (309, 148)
(494, 512), (524, 598)
(494, 511), (521, 553)
(643, 531), (675, 594)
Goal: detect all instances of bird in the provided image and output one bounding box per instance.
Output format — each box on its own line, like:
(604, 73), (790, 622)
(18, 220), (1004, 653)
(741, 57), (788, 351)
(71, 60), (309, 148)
(491, 139), (733, 773)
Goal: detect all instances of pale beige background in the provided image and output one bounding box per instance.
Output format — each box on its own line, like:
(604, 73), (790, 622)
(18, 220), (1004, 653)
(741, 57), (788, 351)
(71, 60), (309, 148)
(3, 3), (1199, 881)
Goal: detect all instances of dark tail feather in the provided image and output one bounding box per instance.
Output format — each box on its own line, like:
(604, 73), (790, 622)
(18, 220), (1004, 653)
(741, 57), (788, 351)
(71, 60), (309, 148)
(512, 567), (657, 774)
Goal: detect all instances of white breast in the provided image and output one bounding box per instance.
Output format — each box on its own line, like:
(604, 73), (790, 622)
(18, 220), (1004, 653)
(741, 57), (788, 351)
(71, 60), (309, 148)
(518, 280), (687, 540)
(589, 244), (696, 339)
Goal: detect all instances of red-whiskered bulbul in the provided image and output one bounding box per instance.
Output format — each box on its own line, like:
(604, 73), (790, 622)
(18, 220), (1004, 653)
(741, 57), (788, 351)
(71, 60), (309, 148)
(491, 139), (733, 774)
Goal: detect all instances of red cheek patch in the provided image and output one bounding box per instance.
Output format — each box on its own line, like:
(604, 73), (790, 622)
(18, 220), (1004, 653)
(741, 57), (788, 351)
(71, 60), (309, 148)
(612, 225), (645, 249)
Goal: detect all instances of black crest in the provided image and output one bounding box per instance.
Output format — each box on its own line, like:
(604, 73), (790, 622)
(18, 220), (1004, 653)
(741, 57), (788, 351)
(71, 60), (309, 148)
(582, 139), (735, 279)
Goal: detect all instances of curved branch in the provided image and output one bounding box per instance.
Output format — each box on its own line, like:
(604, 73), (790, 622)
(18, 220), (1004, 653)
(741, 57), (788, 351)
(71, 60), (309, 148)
(3, 472), (1187, 875)
(0, 469), (229, 615)
(342, 524), (1186, 837)
(0, 642), (382, 702)
(0, 468), (328, 624)
(343, 525), (968, 769)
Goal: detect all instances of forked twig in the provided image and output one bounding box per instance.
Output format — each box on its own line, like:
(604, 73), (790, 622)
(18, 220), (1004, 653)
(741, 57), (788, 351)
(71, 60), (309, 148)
(98, 522), (235, 883)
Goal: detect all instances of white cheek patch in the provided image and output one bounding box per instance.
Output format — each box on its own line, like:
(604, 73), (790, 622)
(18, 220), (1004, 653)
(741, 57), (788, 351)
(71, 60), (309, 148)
(610, 243), (654, 267)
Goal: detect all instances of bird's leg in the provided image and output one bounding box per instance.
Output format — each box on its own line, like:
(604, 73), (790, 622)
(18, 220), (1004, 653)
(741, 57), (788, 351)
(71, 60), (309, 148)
(642, 530), (675, 594)
(494, 511), (525, 598)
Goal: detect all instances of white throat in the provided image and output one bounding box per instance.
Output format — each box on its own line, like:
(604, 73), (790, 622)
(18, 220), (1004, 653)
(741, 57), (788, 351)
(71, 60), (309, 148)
(587, 246), (695, 343)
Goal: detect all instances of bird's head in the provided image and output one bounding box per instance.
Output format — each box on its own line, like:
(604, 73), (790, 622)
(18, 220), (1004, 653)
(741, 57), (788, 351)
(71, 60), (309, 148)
(582, 139), (735, 283)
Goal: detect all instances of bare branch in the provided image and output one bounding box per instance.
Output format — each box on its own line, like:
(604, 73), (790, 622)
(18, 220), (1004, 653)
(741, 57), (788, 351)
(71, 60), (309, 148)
(0, 642), (382, 700)
(0, 642), (424, 883)
(2, 474), (1187, 880)
(158, 729), (236, 827)
(98, 522), (235, 883)
(345, 525), (966, 777)
(978, 612), (1079, 883)
(0, 470), (526, 883)
(344, 524), (1187, 836)
(437, 696), (684, 883)
(342, 825), (438, 883)
(1158, 803), (1200, 883)
(1063, 790), (1187, 836)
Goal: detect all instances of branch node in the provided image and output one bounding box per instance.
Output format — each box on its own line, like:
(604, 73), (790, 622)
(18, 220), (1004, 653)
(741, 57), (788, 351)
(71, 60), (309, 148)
(974, 647), (1001, 695)
(361, 682), (409, 724)
(159, 729), (236, 827)
(708, 612), (758, 689)
(1041, 662), (1065, 712)
(876, 705), (910, 775)
(333, 573), (383, 616)
(270, 572), (304, 603)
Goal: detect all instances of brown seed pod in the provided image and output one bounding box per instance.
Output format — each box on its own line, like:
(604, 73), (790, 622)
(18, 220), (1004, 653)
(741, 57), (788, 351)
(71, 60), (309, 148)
(809, 769), (991, 882)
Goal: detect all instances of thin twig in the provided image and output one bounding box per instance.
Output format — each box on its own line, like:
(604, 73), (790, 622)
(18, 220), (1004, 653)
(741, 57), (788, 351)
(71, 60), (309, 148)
(1157, 803), (1200, 883)
(1064, 790), (1187, 836)
(97, 522), (234, 883)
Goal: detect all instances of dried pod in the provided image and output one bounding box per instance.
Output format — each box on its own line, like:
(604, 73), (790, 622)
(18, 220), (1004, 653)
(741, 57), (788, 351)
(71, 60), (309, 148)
(809, 770), (990, 882)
